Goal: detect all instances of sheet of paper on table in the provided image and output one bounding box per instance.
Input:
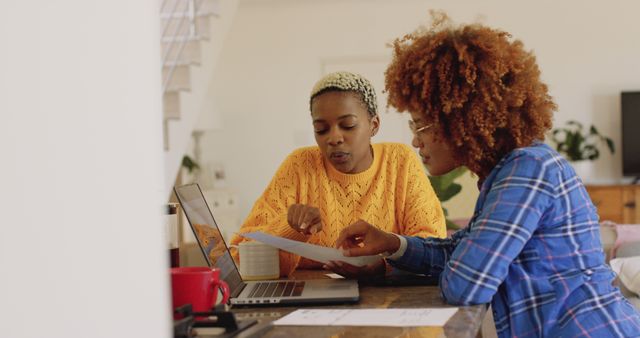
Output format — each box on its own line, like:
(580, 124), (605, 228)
(273, 308), (459, 327)
(240, 231), (381, 267)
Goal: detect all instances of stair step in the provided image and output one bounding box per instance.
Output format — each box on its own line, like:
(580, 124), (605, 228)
(161, 39), (201, 65)
(163, 87), (191, 95)
(160, 0), (220, 16)
(161, 16), (210, 40)
(163, 92), (181, 120)
(161, 34), (208, 43)
(161, 39), (201, 55)
(162, 60), (201, 68)
(162, 65), (191, 92)
(160, 11), (219, 20)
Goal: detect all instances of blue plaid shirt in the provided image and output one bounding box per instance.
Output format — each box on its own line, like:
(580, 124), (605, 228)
(389, 143), (640, 337)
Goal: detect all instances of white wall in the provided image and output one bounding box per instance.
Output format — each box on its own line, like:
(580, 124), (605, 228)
(0, 1), (170, 337)
(199, 0), (640, 232)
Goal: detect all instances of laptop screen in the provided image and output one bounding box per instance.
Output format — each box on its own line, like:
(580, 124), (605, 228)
(174, 184), (244, 295)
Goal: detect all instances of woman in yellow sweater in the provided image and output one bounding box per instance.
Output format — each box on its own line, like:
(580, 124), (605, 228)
(231, 71), (445, 277)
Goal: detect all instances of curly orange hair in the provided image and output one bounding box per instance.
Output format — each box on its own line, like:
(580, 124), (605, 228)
(385, 13), (556, 179)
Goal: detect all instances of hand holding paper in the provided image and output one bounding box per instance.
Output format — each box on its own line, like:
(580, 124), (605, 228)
(336, 220), (401, 257)
(240, 231), (381, 267)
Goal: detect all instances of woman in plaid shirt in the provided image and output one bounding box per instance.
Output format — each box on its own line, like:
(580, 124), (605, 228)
(334, 12), (640, 337)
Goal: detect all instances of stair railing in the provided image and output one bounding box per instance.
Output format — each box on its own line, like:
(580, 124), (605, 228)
(160, 0), (203, 93)
(160, 0), (204, 150)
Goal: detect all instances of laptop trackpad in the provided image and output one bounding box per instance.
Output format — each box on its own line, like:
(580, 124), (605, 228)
(303, 279), (356, 297)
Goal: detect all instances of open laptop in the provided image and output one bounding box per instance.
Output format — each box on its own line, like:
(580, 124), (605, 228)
(174, 183), (359, 306)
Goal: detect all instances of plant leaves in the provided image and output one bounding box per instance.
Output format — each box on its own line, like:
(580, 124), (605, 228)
(568, 132), (583, 161)
(584, 145), (599, 160)
(181, 155), (200, 173)
(549, 120), (617, 162)
(439, 184), (462, 202)
(606, 138), (615, 153)
(567, 120), (583, 131)
(445, 218), (459, 230)
(427, 167), (468, 229)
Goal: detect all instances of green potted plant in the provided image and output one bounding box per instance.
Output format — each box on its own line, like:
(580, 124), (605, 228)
(181, 155), (200, 173)
(428, 167), (468, 230)
(550, 120), (614, 161)
(180, 155), (201, 184)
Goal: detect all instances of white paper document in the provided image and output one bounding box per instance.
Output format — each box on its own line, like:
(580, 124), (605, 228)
(273, 308), (459, 327)
(240, 231), (381, 267)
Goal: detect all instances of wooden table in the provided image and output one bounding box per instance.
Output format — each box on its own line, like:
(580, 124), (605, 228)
(229, 270), (487, 338)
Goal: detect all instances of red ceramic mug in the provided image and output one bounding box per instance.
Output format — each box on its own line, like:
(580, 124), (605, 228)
(170, 267), (230, 316)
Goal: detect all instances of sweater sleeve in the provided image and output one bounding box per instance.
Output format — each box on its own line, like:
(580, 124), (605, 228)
(229, 151), (310, 277)
(396, 145), (447, 239)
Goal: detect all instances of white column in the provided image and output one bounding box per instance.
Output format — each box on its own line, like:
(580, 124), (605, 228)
(0, 1), (170, 337)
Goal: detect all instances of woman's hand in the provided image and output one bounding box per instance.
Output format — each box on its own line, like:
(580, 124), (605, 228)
(323, 259), (386, 279)
(335, 220), (400, 256)
(287, 204), (322, 235)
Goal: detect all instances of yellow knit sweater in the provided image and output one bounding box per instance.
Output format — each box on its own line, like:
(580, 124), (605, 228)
(231, 143), (446, 276)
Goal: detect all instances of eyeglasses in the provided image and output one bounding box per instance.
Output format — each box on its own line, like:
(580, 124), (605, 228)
(408, 120), (431, 135)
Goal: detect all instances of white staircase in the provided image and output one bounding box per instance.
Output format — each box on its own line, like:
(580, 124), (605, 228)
(160, 0), (238, 195)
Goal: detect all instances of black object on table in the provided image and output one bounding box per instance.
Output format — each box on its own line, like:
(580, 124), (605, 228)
(173, 304), (257, 338)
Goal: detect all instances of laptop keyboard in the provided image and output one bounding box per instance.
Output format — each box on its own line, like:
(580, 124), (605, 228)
(248, 281), (305, 298)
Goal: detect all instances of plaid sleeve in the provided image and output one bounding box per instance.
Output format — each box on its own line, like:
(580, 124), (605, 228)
(387, 227), (468, 275)
(439, 155), (555, 305)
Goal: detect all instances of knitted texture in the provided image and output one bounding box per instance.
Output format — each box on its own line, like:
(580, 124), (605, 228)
(310, 71), (378, 117)
(230, 143), (446, 276)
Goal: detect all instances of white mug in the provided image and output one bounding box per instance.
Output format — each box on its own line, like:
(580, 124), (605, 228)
(238, 241), (280, 280)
